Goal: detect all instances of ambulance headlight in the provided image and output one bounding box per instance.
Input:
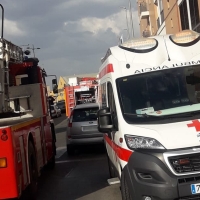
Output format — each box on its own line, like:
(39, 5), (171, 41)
(125, 135), (165, 150)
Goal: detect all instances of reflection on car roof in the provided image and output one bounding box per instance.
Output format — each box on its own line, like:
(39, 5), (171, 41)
(74, 103), (99, 109)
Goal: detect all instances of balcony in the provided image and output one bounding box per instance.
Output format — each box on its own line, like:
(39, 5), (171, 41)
(142, 30), (151, 37)
(139, 2), (149, 19)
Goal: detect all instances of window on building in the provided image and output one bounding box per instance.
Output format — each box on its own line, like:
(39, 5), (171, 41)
(157, 17), (160, 29)
(189, 0), (200, 30)
(179, 0), (189, 30)
(147, 17), (150, 26)
(171, 18), (173, 28)
(167, 0), (170, 9)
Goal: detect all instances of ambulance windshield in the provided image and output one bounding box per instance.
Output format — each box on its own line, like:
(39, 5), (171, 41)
(117, 65), (200, 122)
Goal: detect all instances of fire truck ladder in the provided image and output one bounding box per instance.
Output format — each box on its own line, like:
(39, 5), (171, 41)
(0, 38), (23, 113)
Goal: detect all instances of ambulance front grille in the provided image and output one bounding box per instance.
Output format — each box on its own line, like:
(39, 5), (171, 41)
(169, 153), (200, 174)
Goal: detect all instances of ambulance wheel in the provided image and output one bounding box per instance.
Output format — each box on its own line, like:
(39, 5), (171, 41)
(24, 141), (38, 200)
(121, 171), (132, 200)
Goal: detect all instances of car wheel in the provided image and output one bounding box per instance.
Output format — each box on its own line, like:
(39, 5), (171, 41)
(67, 144), (75, 156)
(121, 170), (132, 200)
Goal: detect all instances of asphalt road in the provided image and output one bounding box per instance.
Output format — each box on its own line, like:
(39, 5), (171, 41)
(53, 113), (68, 126)
(24, 114), (122, 200)
(36, 145), (121, 200)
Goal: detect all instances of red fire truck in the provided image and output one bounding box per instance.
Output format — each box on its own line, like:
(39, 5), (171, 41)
(0, 4), (56, 200)
(64, 77), (98, 117)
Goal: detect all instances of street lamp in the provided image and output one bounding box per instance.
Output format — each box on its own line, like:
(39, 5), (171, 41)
(0, 4), (4, 39)
(121, 7), (130, 40)
(128, 0), (134, 38)
(27, 44), (40, 58)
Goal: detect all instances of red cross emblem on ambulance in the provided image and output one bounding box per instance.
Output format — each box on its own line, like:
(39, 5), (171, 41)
(187, 120), (200, 132)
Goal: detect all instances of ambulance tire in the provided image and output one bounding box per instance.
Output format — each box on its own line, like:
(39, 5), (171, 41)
(24, 141), (38, 200)
(121, 170), (132, 200)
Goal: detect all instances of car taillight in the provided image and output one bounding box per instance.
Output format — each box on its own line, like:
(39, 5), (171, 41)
(68, 110), (74, 127)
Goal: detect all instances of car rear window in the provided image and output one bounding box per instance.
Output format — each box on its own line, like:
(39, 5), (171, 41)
(72, 107), (99, 122)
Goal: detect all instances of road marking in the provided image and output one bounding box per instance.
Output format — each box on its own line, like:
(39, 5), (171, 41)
(107, 178), (120, 185)
(55, 157), (105, 164)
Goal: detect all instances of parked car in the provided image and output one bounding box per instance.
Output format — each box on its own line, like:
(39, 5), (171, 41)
(56, 100), (66, 113)
(50, 104), (61, 118)
(66, 103), (103, 155)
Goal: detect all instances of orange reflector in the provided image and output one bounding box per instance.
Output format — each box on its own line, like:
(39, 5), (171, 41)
(0, 158), (7, 168)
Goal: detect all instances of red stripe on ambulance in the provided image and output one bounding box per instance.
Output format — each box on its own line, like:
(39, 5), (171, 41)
(99, 64), (114, 79)
(104, 134), (132, 162)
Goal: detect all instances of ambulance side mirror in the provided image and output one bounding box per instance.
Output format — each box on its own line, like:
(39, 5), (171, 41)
(97, 107), (114, 133)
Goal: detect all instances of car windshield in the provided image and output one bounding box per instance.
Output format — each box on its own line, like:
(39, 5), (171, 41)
(116, 65), (200, 123)
(72, 107), (99, 122)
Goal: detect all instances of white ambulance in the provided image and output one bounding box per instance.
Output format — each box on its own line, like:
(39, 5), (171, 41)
(97, 30), (200, 200)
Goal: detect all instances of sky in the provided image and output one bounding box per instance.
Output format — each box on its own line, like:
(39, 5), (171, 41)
(0, 0), (140, 85)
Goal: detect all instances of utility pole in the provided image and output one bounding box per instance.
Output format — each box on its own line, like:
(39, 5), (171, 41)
(27, 44), (40, 58)
(122, 7), (130, 40)
(128, 0), (134, 38)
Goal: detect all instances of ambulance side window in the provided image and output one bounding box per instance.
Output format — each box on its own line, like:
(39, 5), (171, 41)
(101, 83), (107, 108)
(107, 82), (118, 130)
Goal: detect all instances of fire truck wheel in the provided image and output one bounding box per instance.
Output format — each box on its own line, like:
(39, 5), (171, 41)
(26, 141), (38, 200)
(121, 171), (132, 200)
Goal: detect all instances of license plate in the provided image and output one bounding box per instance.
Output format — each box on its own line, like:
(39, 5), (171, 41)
(191, 184), (200, 194)
(82, 126), (97, 131)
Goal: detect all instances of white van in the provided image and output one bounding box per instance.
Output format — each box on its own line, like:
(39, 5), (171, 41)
(97, 30), (200, 200)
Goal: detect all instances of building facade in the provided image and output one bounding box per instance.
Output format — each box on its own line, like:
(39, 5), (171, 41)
(137, 0), (200, 36)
